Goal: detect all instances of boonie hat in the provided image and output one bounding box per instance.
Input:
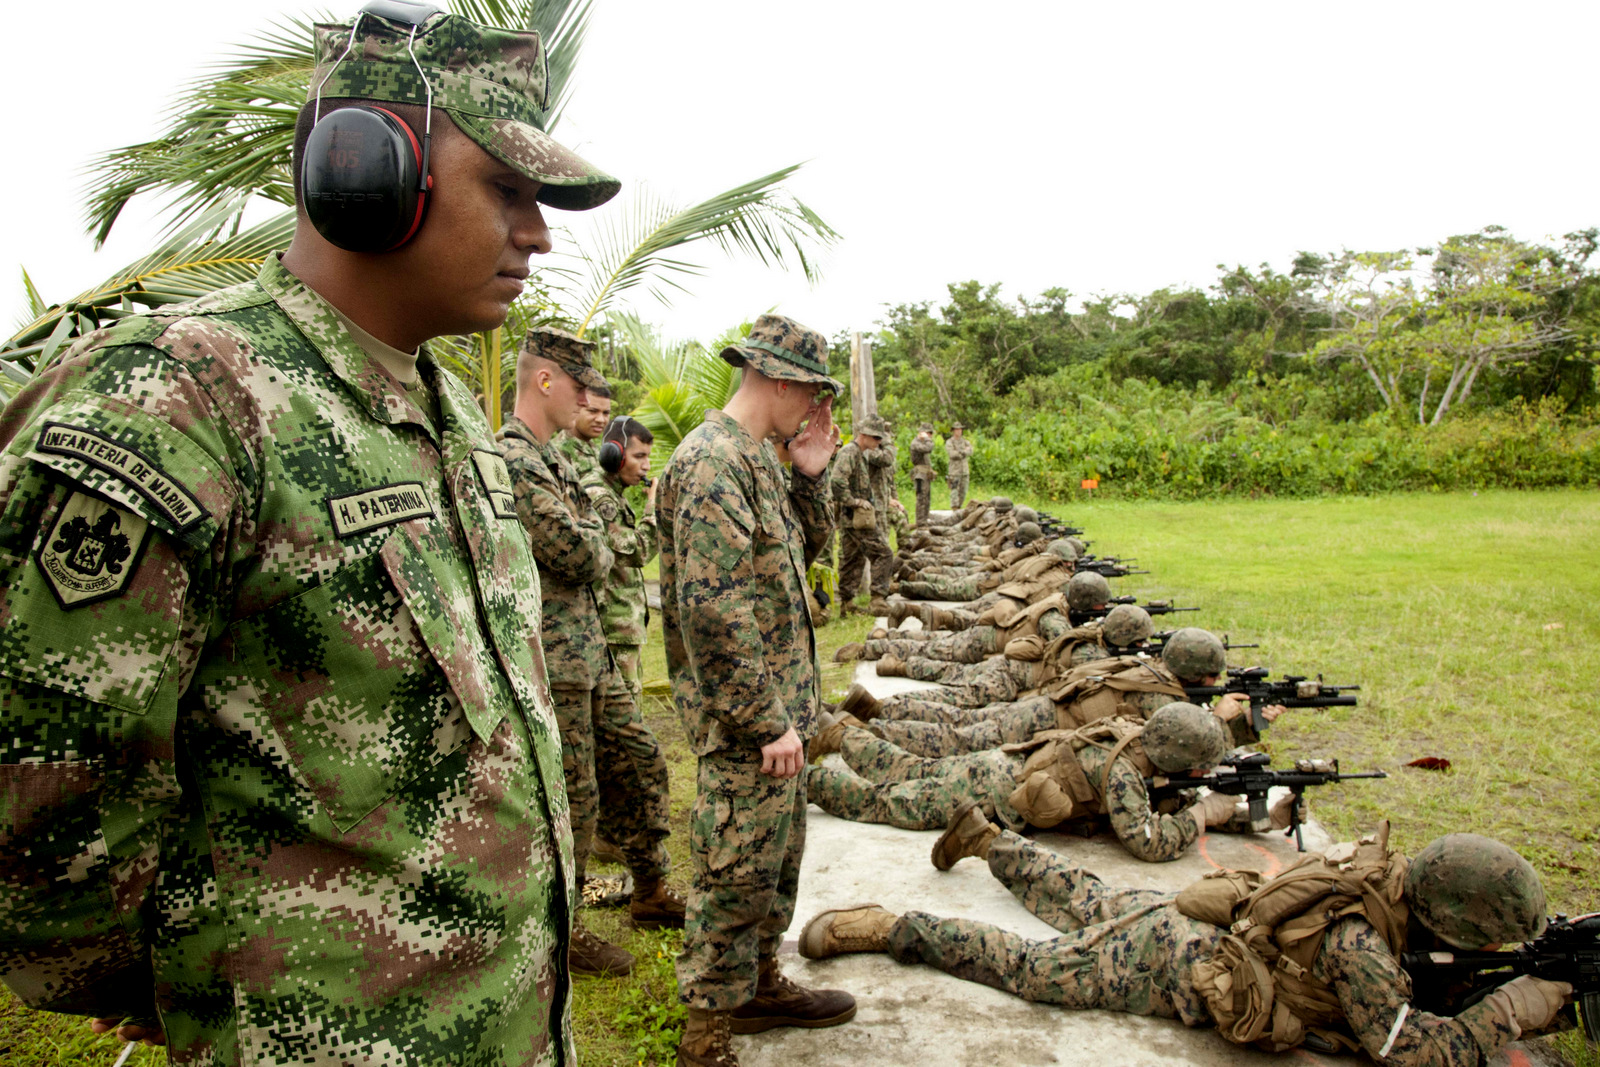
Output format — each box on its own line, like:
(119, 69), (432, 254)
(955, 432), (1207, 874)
(857, 414), (892, 438)
(918, 422), (933, 433)
(523, 326), (606, 390)
(311, 3), (620, 211)
(720, 314), (843, 393)
(951, 421), (966, 430)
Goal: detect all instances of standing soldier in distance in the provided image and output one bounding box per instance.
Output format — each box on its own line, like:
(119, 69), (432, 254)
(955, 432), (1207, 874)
(498, 328), (684, 981)
(869, 416), (910, 560)
(0, 7), (617, 1062)
(560, 379), (611, 480)
(946, 421), (974, 508)
(579, 415), (680, 923)
(657, 315), (856, 1066)
(910, 422), (936, 526)
(833, 413), (896, 615)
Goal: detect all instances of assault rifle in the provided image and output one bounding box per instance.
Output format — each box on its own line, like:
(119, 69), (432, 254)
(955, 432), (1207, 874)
(1145, 752), (1387, 851)
(1402, 912), (1600, 1046)
(1037, 513), (1085, 537)
(1184, 666), (1359, 735)
(1126, 631), (1258, 656)
(1076, 557), (1150, 578)
(1073, 598), (1200, 627)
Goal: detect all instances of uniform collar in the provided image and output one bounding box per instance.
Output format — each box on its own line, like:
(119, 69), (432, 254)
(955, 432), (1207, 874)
(261, 254), (436, 432)
(704, 409), (781, 473)
(498, 414), (540, 447)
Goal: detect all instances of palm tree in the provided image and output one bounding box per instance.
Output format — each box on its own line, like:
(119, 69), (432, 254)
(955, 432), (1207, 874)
(3, 0), (838, 418)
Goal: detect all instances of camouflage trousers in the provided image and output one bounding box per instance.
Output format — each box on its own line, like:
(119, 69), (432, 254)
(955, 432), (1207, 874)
(806, 730), (1027, 831)
(839, 526), (894, 600)
(899, 654), (1032, 707)
(913, 475), (931, 526)
(899, 576), (982, 601)
(948, 473), (969, 509)
(870, 694), (1058, 758)
(865, 625), (999, 664)
(553, 680), (668, 885)
(887, 831), (1218, 1023)
(678, 746), (806, 1010)
(593, 648), (672, 882)
(885, 506), (912, 554)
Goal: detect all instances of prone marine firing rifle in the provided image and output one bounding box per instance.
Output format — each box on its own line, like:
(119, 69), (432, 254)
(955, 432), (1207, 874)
(1145, 752), (1387, 851)
(1402, 912), (1600, 1046)
(1120, 631), (1258, 656)
(1184, 666), (1360, 734)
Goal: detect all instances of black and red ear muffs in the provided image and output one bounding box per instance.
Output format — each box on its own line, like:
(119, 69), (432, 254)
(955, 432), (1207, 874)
(302, 105), (434, 253)
(599, 416), (627, 473)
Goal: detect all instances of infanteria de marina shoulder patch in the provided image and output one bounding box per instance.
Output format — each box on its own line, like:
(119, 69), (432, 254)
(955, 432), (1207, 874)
(37, 491), (152, 608)
(472, 450), (519, 519)
(35, 421), (205, 532)
(327, 482), (436, 538)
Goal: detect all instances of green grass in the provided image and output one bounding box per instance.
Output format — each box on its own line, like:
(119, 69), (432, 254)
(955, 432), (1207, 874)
(7, 489), (1596, 1064)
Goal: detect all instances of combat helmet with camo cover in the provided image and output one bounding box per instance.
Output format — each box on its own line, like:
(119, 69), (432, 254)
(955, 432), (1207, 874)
(1101, 603), (1154, 647)
(1014, 506), (1038, 524)
(1405, 834), (1547, 949)
(1066, 570), (1112, 612)
(1048, 537), (1079, 561)
(990, 497), (1013, 512)
(1162, 627), (1226, 680)
(1014, 521), (1043, 545)
(1140, 702), (1228, 773)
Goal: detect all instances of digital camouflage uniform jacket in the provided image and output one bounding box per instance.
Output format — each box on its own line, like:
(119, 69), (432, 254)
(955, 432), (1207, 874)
(869, 441), (898, 530)
(909, 435), (934, 482)
(557, 431), (600, 483)
(0, 256), (575, 1066)
(581, 469), (656, 648)
(658, 410), (832, 753)
(498, 418), (613, 690)
(945, 434), (973, 474)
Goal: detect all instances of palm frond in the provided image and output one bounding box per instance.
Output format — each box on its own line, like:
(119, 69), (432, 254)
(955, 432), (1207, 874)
(4, 204), (296, 370)
(560, 166), (840, 337)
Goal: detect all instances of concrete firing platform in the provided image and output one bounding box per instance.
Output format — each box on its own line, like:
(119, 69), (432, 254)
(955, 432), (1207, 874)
(736, 616), (1555, 1067)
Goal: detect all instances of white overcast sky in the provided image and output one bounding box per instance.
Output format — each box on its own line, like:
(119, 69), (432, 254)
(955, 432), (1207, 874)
(5, 0), (1596, 345)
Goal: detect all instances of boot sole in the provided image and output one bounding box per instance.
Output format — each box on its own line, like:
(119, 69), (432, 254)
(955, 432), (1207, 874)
(930, 800), (983, 871)
(728, 1002), (858, 1034)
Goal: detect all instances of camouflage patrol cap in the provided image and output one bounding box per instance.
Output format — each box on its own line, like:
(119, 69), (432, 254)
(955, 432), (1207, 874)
(1141, 702), (1228, 773)
(310, 5), (619, 211)
(1406, 834), (1548, 949)
(720, 314), (844, 392)
(1014, 521), (1042, 545)
(1047, 537), (1080, 562)
(1014, 506), (1038, 524)
(857, 414), (892, 439)
(1066, 570), (1112, 612)
(522, 326), (605, 390)
(1161, 628), (1227, 680)
(1101, 604), (1154, 647)
(918, 422), (934, 433)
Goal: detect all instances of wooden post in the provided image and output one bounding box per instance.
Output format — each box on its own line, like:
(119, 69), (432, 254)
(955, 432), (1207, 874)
(849, 331), (878, 427)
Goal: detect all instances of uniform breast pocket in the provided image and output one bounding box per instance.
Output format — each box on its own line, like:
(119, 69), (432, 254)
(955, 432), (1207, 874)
(228, 532), (483, 833)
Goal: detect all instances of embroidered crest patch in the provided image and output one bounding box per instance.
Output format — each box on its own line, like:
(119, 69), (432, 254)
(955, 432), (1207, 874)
(37, 492), (151, 608)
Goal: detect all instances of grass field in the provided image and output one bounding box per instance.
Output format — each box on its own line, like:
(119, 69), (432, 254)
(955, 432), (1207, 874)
(5, 488), (1595, 1065)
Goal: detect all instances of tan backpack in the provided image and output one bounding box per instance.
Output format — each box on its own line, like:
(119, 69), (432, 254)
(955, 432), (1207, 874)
(1002, 718), (1152, 829)
(1178, 823), (1412, 1052)
(1046, 657), (1187, 730)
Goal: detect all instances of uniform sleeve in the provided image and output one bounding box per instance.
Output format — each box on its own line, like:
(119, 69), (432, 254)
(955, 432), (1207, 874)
(788, 467), (834, 569)
(0, 343), (244, 1018)
(1038, 609), (1072, 643)
(586, 484), (648, 568)
(671, 466), (789, 745)
(1317, 917), (1518, 1067)
(1102, 756), (1201, 862)
(863, 446), (893, 471)
(505, 447), (612, 584)
(831, 449), (857, 506)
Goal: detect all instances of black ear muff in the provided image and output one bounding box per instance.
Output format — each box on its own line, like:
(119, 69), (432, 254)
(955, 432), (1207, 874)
(303, 105), (433, 253)
(599, 440), (624, 474)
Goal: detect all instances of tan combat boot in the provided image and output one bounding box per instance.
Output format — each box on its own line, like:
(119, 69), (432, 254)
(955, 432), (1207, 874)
(875, 654), (907, 677)
(837, 683), (881, 722)
(798, 904), (898, 960)
(924, 607), (959, 631)
(868, 626), (889, 641)
(630, 877), (687, 929)
(867, 596), (893, 617)
(569, 920), (635, 977)
(886, 596), (915, 627)
(728, 958), (857, 1034)
(833, 642), (865, 663)
(809, 712), (866, 760)
(930, 800), (1001, 870)
(677, 1007), (737, 1067)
